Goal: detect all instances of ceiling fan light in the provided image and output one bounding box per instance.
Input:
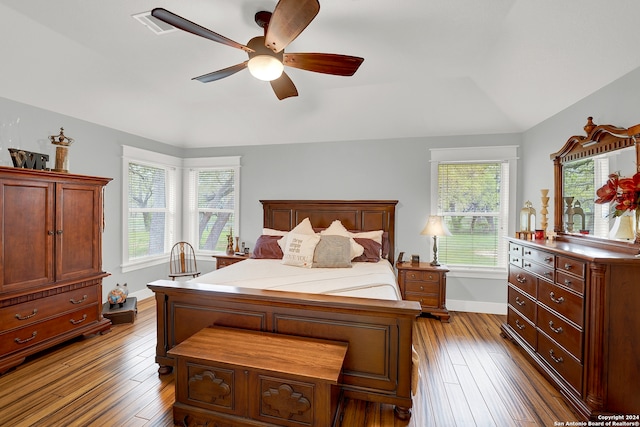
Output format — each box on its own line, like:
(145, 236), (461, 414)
(248, 55), (284, 81)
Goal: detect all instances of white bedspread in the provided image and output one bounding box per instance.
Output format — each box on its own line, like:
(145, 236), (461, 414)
(188, 259), (401, 301)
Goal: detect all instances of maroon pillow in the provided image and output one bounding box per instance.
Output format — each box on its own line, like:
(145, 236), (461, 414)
(352, 238), (382, 262)
(250, 235), (284, 259)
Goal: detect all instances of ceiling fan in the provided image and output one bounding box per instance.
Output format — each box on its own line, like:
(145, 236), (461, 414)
(151, 0), (364, 100)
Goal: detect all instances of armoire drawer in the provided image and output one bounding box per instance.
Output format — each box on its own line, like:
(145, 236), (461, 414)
(0, 285), (99, 331)
(537, 331), (583, 394)
(507, 307), (537, 349)
(508, 265), (537, 299)
(508, 285), (536, 322)
(537, 304), (583, 360)
(538, 281), (584, 328)
(0, 305), (99, 355)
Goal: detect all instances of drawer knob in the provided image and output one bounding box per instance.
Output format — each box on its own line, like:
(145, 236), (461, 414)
(549, 349), (564, 364)
(515, 297), (526, 307)
(549, 292), (564, 304)
(516, 274), (526, 284)
(70, 295), (88, 305)
(564, 279), (572, 286)
(524, 262), (532, 267)
(14, 331), (37, 344)
(564, 263), (573, 270)
(15, 308), (38, 321)
(524, 250), (532, 255)
(544, 271), (553, 278)
(420, 286), (424, 291)
(544, 256), (553, 263)
(548, 321), (563, 334)
(515, 319), (526, 330)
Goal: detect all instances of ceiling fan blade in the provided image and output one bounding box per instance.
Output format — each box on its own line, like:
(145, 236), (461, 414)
(265, 0), (320, 53)
(284, 53), (364, 76)
(192, 62), (248, 83)
(151, 8), (253, 52)
(270, 72), (298, 100)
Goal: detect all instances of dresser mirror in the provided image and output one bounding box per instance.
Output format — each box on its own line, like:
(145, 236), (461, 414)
(551, 117), (640, 251)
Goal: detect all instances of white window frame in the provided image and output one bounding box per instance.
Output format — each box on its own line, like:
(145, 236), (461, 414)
(121, 146), (181, 272)
(430, 146), (518, 278)
(183, 156), (241, 257)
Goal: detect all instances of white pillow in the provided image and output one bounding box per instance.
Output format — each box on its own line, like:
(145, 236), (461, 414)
(320, 220), (364, 259)
(281, 232), (321, 268)
(277, 217), (316, 252)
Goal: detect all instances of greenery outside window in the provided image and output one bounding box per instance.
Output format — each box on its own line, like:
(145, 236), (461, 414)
(122, 146), (180, 272)
(184, 157), (240, 254)
(431, 146), (517, 271)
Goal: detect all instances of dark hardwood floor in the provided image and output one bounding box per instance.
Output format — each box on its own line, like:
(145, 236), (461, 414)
(0, 297), (578, 426)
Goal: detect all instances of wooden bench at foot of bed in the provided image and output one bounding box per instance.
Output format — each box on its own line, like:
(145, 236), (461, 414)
(169, 326), (348, 427)
(148, 280), (421, 420)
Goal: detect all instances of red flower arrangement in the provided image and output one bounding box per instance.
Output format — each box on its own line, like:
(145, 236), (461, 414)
(595, 171), (640, 216)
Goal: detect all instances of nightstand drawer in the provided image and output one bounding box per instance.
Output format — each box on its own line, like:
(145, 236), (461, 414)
(402, 270), (440, 282)
(405, 281), (439, 294)
(405, 292), (439, 308)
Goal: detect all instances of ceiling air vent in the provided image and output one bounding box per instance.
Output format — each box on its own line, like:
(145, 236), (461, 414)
(132, 11), (178, 35)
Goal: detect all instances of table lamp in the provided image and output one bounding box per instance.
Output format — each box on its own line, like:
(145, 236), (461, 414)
(421, 215), (452, 266)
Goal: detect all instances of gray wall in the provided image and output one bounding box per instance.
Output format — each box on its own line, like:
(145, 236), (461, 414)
(1, 65), (638, 312)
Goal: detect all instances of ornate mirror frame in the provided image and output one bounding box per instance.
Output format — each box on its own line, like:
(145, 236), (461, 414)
(550, 117), (640, 253)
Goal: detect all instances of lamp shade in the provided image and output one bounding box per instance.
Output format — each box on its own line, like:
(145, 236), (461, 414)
(421, 216), (452, 237)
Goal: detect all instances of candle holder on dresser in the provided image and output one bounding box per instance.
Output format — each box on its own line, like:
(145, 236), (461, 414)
(540, 189), (549, 237)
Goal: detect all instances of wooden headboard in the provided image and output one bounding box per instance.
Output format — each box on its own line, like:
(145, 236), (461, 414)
(261, 200), (398, 264)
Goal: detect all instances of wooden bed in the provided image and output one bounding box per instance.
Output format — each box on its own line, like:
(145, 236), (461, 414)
(147, 200), (422, 419)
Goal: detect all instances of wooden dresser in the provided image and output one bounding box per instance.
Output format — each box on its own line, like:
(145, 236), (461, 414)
(0, 167), (112, 374)
(502, 237), (640, 419)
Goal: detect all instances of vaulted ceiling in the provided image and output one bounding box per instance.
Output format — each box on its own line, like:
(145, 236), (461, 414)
(1, 0), (639, 148)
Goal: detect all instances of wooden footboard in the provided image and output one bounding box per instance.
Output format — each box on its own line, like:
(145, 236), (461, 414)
(148, 280), (421, 418)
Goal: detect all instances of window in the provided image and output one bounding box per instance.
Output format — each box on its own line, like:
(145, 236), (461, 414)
(431, 146), (517, 271)
(184, 157), (240, 253)
(122, 146), (179, 271)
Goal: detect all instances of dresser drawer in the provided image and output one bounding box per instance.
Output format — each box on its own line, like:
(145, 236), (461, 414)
(556, 256), (586, 280)
(507, 307), (536, 349)
(538, 281), (584, 328)
(0, 285), (99, 331)
(537, 331), (583, 394)
(522, 260), (554, 283)
(508, 265), (537, 299)
(402, 270), (440, 282)
(537, 305), (583, 360)
(556, 270), (585, 295)
(405, 280), (439, 294)
(508, 285), (536, 322)
(522, 247), (555, 268)
(509, 243), (523, 266)
(0, 305), (99, 355)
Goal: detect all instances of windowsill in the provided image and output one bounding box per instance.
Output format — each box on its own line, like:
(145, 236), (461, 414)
(445, 266), (507, 280)
(121, 255), (167, 273)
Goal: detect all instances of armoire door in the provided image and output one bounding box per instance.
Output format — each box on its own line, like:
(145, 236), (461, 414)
(0, 178), (55, 292)
(55, 182), (103, 281)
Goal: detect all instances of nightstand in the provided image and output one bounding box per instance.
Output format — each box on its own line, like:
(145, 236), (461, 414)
(396, 262), (450, 322)
(213, 253), (247, 269)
